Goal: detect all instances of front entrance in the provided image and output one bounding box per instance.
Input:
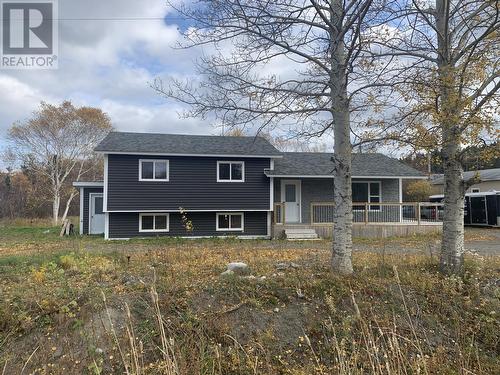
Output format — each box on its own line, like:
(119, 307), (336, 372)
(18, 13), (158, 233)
(89, 193), (105, 234)
(281, 180), (301, 223)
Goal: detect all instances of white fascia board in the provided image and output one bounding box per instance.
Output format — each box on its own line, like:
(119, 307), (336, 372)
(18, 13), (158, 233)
(103, 154), (108, 211)
(95, 151), (283, 159)
(265, 174), (427, 179)
(104, 209), (272, 213)
(73, 181), (104, 187)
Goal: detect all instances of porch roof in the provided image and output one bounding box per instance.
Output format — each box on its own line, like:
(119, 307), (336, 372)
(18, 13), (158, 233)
(265, 152), (426, 178)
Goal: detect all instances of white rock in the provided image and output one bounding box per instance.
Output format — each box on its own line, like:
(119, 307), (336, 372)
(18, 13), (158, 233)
(220, 269), (235, 277)
(227, 262), (250, 275)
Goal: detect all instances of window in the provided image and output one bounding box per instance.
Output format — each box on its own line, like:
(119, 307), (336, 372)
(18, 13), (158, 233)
(139, 213), (169, 232)
(285, 184), (296, 202)
(139, 160), (169, 181)
(94, 196), (103, 214)
(471, 188), (480, 193)
(352, 182), (381, 210)
(217, 161), (244, 182)
(216, 213), (244, 231)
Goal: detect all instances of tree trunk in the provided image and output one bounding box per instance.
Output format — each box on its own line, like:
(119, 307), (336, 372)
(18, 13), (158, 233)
(435, 0), (464, 274)
(440, 143), (465, 274)
(61, 189), (77, 224)
(330, 0), (353, 274)
(52, 191), (60, 226)
(331, 103), (353, 274)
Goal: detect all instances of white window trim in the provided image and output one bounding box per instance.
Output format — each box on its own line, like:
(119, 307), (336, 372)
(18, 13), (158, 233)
(216, 212), (244, 231)
(352, 181), (382, 211)
(139, 213), (170, 232)
(216, 161), (245, 182)
(139, 159), (169, 182)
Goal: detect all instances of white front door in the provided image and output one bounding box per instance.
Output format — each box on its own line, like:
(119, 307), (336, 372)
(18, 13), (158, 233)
(89, 194), (105, 234)
(282, 180), (301, 223)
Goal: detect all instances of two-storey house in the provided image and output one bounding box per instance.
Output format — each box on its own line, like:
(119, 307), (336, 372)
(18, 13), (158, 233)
(74, 132), (427, 239)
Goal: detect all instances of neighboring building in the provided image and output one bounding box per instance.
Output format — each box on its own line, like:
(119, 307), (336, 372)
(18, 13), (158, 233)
(74, 132), (426, 240)
(431, 168), (500, 194)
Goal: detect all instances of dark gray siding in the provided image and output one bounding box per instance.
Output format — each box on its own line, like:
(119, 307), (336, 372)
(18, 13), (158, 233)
(107, 155), (271, 211)
(108, 211), (268, 238)
(82, 187), (104, 234)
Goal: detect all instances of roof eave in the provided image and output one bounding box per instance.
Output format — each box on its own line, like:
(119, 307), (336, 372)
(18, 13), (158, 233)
(264, 173), (427, 179)
(94, 150), (283, 158)
(73, 181), (104, 187)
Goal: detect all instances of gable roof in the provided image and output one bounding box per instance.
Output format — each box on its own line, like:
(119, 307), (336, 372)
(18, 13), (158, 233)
(431, 168), (500, 185)
(265, 152), (426, 178)
(95, 132), (425, 178)
(95, 132), (282, 157)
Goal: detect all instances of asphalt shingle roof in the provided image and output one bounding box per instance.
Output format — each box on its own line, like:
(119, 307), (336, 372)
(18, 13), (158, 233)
(95, 132), (424, 177)
(431, 168), (500, 185)
(266, 152), (425, 177)
(95, 132), (282, 157)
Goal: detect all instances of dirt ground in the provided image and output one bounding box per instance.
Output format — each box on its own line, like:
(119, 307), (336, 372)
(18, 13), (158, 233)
(351, 227), (500, 255)
(463, 227), (500, 254)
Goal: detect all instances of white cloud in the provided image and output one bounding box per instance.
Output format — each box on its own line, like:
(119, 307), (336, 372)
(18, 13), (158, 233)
(0, 0), (211, 155)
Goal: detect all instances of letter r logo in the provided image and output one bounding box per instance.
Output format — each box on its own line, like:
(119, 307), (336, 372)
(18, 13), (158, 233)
(2, 2), (53, 54)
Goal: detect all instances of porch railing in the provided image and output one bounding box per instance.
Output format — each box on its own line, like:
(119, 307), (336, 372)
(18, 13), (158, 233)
(274, 202), (285, 224)
(310, 202), (444, 225)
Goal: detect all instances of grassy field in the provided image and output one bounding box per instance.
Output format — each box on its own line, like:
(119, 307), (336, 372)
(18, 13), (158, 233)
(0, 222), (499, 374)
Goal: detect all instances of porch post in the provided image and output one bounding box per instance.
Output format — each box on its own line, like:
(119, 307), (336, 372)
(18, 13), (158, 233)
(399, 178), (403, 223)
(79, 187), (84, 235)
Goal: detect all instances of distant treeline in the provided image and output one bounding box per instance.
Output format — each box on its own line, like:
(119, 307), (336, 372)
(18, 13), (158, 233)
(0, 161), (102, 220)
(400, 143), (500, 175)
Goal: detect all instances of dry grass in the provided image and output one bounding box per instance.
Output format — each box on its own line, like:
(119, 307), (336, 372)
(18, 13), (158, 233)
(0, 225), (499, 374)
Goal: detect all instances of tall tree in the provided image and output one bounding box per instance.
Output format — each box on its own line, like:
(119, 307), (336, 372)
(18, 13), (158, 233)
(7, 101), (112, 225)
(155, 0), (391, 274)
(367, 0), (499, 274)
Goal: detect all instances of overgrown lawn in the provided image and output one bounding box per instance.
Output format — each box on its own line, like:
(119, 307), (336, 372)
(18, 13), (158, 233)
(0, 224), (498, 374)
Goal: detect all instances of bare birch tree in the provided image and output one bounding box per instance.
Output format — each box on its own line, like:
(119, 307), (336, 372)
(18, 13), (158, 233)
(7, 101), (112, 225)
(154, 0), (392, 274)
(365, 0), (499, 274)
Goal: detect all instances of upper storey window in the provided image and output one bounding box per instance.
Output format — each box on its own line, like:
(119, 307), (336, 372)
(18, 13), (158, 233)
(139, 159), (169, 181)
(217, 161), (244, 182)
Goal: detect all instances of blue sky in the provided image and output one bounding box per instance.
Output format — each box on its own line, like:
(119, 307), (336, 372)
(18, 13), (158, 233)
(0, 0), (218, 167)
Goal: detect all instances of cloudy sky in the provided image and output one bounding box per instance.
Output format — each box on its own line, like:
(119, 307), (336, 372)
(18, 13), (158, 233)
(0, 0), (222, 157)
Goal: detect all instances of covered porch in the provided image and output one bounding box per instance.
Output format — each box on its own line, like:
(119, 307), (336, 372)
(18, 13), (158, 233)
(271, 178), (443, 239)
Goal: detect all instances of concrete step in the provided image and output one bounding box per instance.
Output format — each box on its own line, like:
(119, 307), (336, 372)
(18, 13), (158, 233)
(285, 228), (318, 235)
(285, 228), (319, 240)
(286, 233), (319, 239)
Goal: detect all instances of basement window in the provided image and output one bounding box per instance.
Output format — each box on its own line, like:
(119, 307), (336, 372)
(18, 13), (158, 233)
(216, 213), (244, 231)
(139, 213), (169, 232)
